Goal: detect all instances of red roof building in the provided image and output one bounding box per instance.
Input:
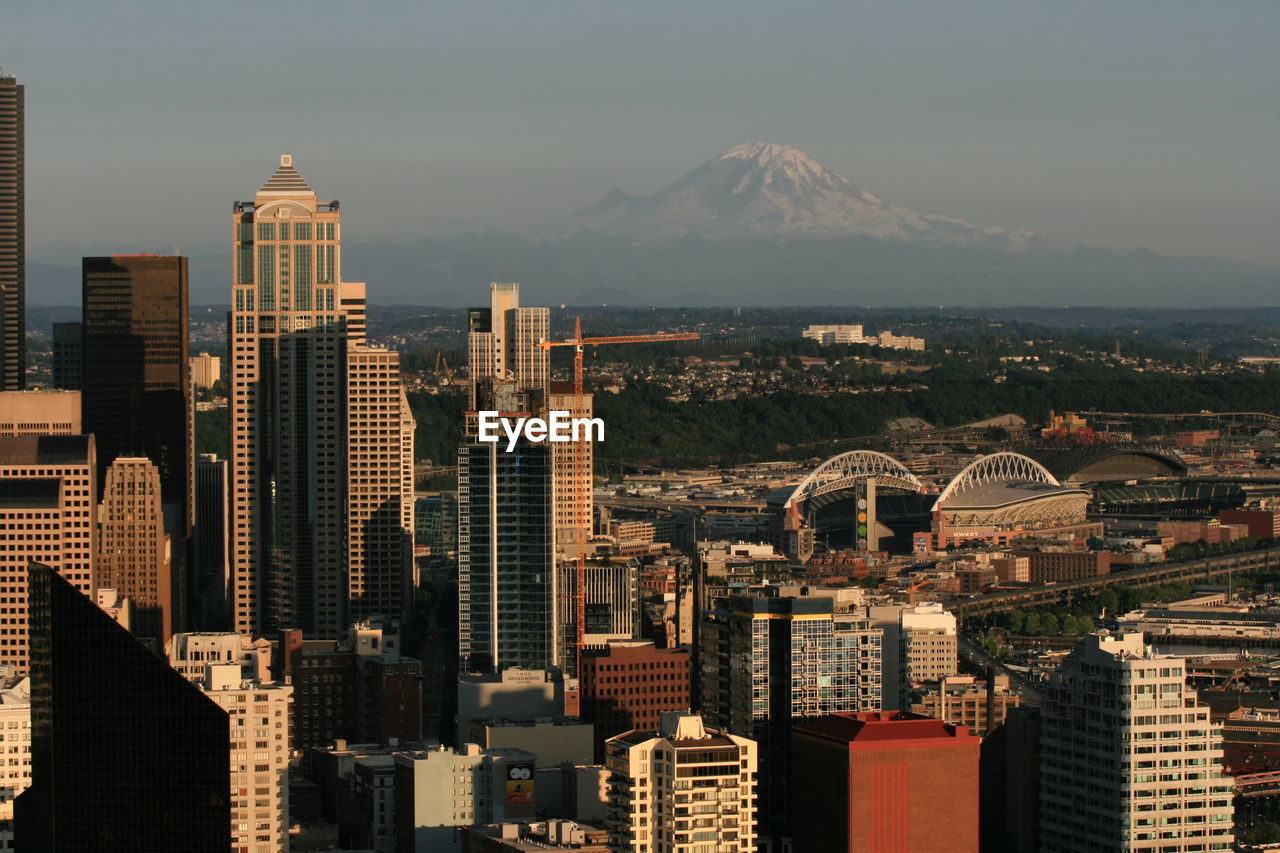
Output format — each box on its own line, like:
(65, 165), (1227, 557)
(792, 711), (980, 853)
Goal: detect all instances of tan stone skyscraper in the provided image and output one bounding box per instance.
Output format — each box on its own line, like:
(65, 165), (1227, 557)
(98, 456), (173, 644)
(0, 72), (23, 391)
(231, 156), (413, 638)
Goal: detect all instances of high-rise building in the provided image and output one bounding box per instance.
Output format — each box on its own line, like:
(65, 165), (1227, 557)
(604, 712), (757, 853)
(0, 677), (30, 851)
(457, 435), (556, 673)
(0, 73), (23, 392)
(347, 345), (415, 625)
(50, 323), (82, 390)
(198, 663), (292, 853)
(97, 456), (173, 644)
(81, 255), (191, 529)
(231, 157), (412, 639)
(791, 711), (980, 853)
(548, 382), (593, 546)
(189, 351), (221, 390)
(193, 453), (230, 628)
(14, 563), (230, 851)
(1039, 631), (1235, 852)
(0, 390), (80, 436)
(0, 435), (96, 675)
(700, 593), (882, 839)
(556, 561), (639, 661)
(467, 282), (548, 407)
(870, 602), (958, 710)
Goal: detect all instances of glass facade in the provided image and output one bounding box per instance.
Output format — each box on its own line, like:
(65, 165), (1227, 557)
(16, 563), (231, 851)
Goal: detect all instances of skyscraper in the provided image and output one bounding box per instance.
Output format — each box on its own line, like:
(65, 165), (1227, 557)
(604, 712), (758, 853)
(457, 434), (556, 673)
(97, 456), (172, 644)
(231, 156), (413, 638)
(81, 255), (192, 527)
(701, 593), (883, 841)
(1039, 631), (1235, 852)
(14, 562), (230, 852)
(0, 72), (22, 391)
(466, 282), (548, 407)
(0, 435), (96, 674)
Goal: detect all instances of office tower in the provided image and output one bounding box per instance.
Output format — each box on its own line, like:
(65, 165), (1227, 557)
(394, 744), (538, 853)
(457, 435), (556, 673)
(456, 668), (569, 747)
(0, 389), (80, 435)
(0, 677), (30, 850)
(791, 711), (980, 853)
(0, 73), (22, 391)
(701, 594), (882, 841)
(604, 712), (757, 853)
(579, 640), (691, 761)
(1039, 632), (1235, 853)
(467, 282), (548, 406)
(231, 156), (412, 639)
(51, 322), (82, 390)
(14, 563), (230, 852)
(189, 351), (221, 389)
(194, 453), (230, 628)
(97, 456), (173, 644)
(81, 255), (191, 527)
(198, 664), (292, 853)
(0, 435), (96, 674)
(980, 705), (1041, 853)
(347, 345), (415, 625)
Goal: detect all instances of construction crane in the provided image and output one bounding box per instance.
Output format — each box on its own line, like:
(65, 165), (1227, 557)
(538, 317), (698, 676)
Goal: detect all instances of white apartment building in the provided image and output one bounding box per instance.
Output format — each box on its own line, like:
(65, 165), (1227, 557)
(199, 662), (293, 853)
(0, 678), (30, 852)
(1040, 632), (1234, 852)
(604, 712), (757, 853)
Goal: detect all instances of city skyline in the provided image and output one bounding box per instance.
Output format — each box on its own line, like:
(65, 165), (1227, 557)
(2, 2), (1278, 272)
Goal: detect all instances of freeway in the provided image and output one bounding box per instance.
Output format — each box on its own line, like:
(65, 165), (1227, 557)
(958, 634), (1044, 706)
(953, 546), (1280, 618)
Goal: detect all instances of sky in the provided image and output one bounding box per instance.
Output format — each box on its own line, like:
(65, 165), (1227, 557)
(4, 0), (1279, 266)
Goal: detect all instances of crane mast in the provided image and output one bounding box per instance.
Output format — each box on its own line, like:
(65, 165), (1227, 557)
(538, 317), (698, 676)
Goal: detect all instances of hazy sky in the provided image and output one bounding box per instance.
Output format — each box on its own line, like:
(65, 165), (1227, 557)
(4, 1), (1278, 265)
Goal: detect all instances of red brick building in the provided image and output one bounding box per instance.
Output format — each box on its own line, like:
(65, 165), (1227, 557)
(577, 640), (691, 760)
(278, 624), (422, 750)
(1012, 549), (1110, 583)
(1220, 507), (1280, 540)
(792, 711), (980, 853)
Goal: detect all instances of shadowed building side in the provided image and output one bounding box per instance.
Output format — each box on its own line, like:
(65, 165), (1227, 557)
(15, 562), (230, 852)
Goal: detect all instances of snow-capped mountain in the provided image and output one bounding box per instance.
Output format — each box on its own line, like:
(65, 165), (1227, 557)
(559, 142), (1045, 250)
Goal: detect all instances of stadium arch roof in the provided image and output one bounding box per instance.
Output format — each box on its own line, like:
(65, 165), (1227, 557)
(782, 450), (923, 515)
(932, 451), (1089, 512)
(1022, 444), (1188, 485)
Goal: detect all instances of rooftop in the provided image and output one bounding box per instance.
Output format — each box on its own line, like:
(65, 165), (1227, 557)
(797, 711), (974, 746)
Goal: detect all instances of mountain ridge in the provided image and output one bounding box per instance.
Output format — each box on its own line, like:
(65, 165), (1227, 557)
(549, 141), (1049, 251)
